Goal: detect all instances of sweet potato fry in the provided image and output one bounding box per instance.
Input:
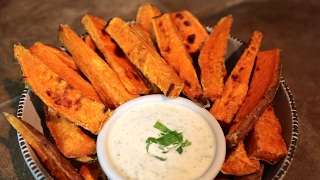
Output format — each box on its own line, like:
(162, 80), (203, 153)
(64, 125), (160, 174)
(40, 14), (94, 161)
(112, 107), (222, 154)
(80, 162), (107, 180)
(209, 31), (263, 126)
(29, 42), (102, 102)
(45, 106), (96, 160)
(128, 22), (162, 94)
(129, 22), (158, 51)
(105, 17), (184, 98)
(81, 14), (150, 95)
(14, 43), (112, 134)
(152, 13), (210, 108)
(58, 24), (139, 109)
(3, 112), (84, 180)
(136, 3), (161, 34)
(83, 34), (98, 51)
(221, 140), (260, 176)
(43, 44), (80, 72)
(198, 15), (233, 102)
(226, 49), (281, 147)
(246, 105), (287, 165)
(170, 10), (209, 54)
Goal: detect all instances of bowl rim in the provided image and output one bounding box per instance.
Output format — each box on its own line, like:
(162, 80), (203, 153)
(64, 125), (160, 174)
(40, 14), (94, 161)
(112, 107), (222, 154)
(96, 94), (226, 180)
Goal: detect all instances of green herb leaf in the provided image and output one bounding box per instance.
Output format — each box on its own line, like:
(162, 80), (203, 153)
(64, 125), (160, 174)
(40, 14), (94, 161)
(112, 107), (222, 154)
(155, 156), (166, 161)
(181, 139), (192, 147)
(153, 121), (171, 133)
(156, 131), (182, 146)
(176, 146), (183, 154)
(146, 137), (156, 152)
(146, 121), (191, 161)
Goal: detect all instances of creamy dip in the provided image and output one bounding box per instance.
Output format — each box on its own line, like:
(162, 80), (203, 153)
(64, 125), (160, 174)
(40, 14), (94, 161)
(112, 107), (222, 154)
(106, 102), (216, 180)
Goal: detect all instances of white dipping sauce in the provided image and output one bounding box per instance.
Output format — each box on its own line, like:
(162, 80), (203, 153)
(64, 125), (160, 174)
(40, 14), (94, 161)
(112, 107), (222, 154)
(106, 102), (216, 180)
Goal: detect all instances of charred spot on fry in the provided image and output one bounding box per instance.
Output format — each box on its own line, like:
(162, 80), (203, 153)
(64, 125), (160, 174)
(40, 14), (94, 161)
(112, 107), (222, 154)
(46, 90), (52, 97)
(166, 83), (175, 97)
(184, 21), (191, 26)
(57, 77), (63, 83)
(187, 34), (195, 43)
(114, 45), (125, 58)
(103, 106), (109, 113)
(175, 13), (183, 19)
(165, 46), (171, 53)
(194, 95), (210, 107)
(184, 80), (191, 88)
(231, 74), (239, 81)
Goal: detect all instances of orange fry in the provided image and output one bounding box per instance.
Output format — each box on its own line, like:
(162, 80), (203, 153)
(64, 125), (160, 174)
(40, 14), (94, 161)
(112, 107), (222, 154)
(14, 43), (112, 134)
(3, 112), (84, 180)
(105, 17), (184, 98)
(58, 24), (139, 109)
(210, 31), (263, 127)
(170, 10), (209, 54)
(81, 14), (150, 95)
(152, 13), (209, 108)
(198, 15), (233, 102)
(29, 42), (102, 102)
(136, 3), (161, 34)
(43, 44), (80, 72)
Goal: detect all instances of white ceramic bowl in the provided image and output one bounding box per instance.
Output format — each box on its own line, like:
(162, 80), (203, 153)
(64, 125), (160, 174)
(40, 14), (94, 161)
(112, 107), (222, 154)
(96, 94), (226, 180)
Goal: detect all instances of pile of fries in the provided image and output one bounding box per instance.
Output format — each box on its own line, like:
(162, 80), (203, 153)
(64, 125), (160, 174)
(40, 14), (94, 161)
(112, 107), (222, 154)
(4, 3), (288, 180)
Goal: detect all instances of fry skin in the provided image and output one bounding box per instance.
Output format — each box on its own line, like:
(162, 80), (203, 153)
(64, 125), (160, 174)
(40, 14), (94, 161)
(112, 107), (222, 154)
(226, 49), (281, 147)
(210, 31), (263, 127)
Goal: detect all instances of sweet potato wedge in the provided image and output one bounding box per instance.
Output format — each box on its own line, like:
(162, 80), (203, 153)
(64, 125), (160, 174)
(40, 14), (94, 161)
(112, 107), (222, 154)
(14, 43), (112, 134)
(80, 162), (107, 180)
(43, 44), (80, 72)
(129, 22), (158, 51)
(210, 31), (263, 127)
(221, 140), (261, 176)
(83, 34), (98, 51)
(170, 10), (209, 54)
(152, 13), (210, 108)
(198, 15), (233, 102)
(136, 3), (161, 34)
(29, 42), (102, 102)
(45, 106), (96, 159)
(226, 49), (281, 147)
(246, 105), (287, 165)
(58, 24), (139, 109)
(3, 112), (84, 180)
(81, 14), (150, 95)
(105, 17), (184, 98)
